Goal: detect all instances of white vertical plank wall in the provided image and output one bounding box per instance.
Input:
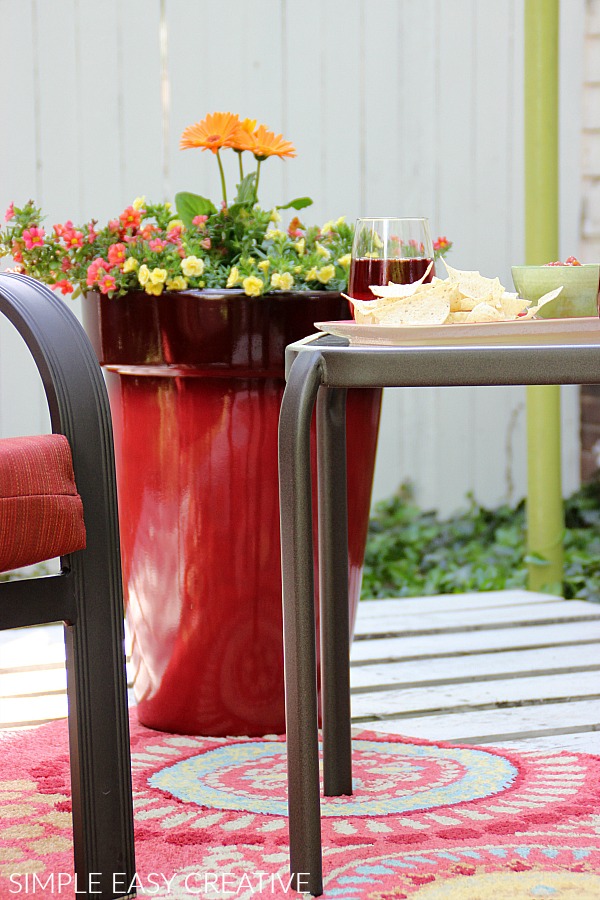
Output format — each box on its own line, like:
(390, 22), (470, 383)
(0, 0), (586, 514)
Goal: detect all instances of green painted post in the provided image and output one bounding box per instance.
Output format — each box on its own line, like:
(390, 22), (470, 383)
(525, 0), (563, 594)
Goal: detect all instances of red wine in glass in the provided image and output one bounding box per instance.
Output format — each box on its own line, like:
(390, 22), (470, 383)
(348, 256), (435, 302)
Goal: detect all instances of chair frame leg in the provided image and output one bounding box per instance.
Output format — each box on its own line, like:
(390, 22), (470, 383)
(317, 387), (353, 797)
(279, 350), (324, 897)
(0, 273), (136, 899)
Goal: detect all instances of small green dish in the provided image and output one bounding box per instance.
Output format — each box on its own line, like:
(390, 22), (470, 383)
(511, 264), (600, 318)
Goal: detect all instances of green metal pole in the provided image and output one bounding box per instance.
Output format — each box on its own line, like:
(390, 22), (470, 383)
(525, 0), (563, 594)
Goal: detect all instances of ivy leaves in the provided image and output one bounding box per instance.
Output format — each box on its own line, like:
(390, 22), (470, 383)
(362, 480), (600, 602)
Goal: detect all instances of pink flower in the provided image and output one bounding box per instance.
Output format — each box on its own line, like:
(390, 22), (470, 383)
(86, 258), (108, 287)
(62, 226), (84, 249)
(166, 224), (183, 241)
(288, 217), (304, 239)
(22, 226), (45, 249)
(433, 236), (452, 254)
(99, 273), (117, 294)
(87, 224), (98, 244)
(201, 237), (211, 250)
(148, 238), (167, 252)
(4, 202), (14, 222)
(53, 278), (74, 295)
(61, 257), (73, 272)
(108, 242), (126, 267)
(192, 215), (208, 227)
(141, 224), (157, 240)
(119, 206), (142, 230)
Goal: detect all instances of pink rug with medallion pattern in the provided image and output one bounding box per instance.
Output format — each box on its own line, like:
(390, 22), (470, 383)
(1, 712), (599, 898)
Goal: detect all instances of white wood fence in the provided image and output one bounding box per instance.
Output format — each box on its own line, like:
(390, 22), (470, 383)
(0, 0), (587, 513)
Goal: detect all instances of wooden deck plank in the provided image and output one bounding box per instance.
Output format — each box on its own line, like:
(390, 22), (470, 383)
(0, 666), (67, 697)
(470, 732), (600, 753)
(356, 590), (566, 621)
(350, 643), (600, 691)
(351, 671), (600, 720)
(353, 599), (600, 639)
(362, 699), (600, 744)
(351, 620), (600, 663)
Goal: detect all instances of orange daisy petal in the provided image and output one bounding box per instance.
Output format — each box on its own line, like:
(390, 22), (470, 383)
(253, 124), (297, 159)
(236, 124), (296, 159)
(180, 112), (241, 154)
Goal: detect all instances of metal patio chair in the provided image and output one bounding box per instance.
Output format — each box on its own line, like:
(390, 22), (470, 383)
(0, 272), (136, 899)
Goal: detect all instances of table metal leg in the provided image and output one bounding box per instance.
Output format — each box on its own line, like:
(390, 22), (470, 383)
(317, 386), (353, 797)
(279, 350), (324, 896)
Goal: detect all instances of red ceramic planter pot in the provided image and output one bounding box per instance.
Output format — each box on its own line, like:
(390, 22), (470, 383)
(82, 289), (381, 736)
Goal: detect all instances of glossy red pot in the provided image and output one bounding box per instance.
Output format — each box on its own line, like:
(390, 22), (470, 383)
(82, 289), (381, 735)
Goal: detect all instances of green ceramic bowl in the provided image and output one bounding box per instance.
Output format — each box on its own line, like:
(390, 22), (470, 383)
(511, 264), (600, 318)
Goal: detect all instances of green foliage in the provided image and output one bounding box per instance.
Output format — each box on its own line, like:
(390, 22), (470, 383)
(174, 191), (217, 228)
(1, 197), (353, 298)
(361, 480), (600, 601)
(276, 197), (313, 211)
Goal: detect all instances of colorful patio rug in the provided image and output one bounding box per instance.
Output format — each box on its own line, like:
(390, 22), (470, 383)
(1, 713), (599, 898)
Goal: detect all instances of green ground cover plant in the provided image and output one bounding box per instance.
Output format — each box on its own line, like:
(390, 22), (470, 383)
(362, 478), (600, 602)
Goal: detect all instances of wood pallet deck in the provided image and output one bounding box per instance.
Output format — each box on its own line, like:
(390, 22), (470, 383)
(351, 589), (600, 752)
(1, 589), (599, 752)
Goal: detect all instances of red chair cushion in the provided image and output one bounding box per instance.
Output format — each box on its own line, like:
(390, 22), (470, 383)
(0, 435), (86, 572)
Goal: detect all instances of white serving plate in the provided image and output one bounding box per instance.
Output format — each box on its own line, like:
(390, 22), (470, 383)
(315, 317), (600, 347)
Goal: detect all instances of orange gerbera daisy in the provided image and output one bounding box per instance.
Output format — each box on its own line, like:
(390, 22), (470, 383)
(235, 123), (296, 160)
(180, 112), (241, 154)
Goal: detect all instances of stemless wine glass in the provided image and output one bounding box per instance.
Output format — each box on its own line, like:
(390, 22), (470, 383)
(348, 217), (435, 301)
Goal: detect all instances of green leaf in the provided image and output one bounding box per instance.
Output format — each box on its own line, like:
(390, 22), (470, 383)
(234, 174), (258, 206)
(276, 196), (313, 211)
(523, 553), (550, 567)
(174, 192), (217, 228)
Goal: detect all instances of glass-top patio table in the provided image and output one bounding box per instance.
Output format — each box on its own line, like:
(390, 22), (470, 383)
(277, 324), (600, 896)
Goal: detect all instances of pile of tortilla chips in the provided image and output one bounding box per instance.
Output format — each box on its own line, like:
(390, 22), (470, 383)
(345, 261), (562, 327)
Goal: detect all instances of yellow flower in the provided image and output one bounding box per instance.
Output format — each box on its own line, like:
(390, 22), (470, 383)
(138, 264), (150, 286)
(316, 241), (331, 259)
(242, 275), (264, 297)
(266, 229), (285, 240)
(321, 220), (334, 234)
(293, 238), (305, 256)
(132, 195), (146, 210)
(145, 282), (164, 295)
(335, 216), (346, 228)
(337, 253), (351, 269)
(316, 264), (336, 284)
(123, 257), (139, 273)
(149, 267), (168, 284)
(167, 219), (184, 231)
(270, 210), (282, 223)
(294, 265), (302, 274)
(181, 255), (205, 277)
(258, 260), (270, 272)
(271, 272), (294, 290)
(226, 266), (241, 287)
(305, 267), (318, 281)
(166, 276), (188, 291)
